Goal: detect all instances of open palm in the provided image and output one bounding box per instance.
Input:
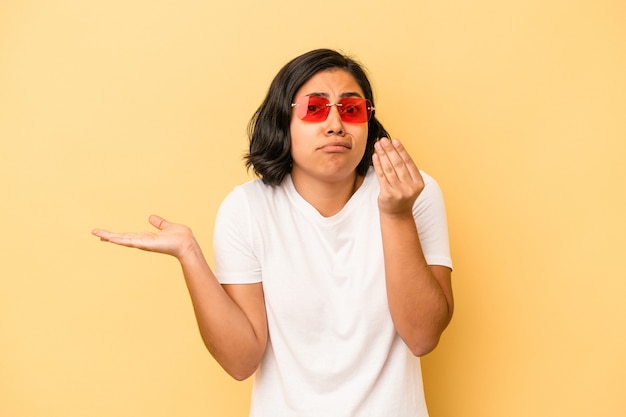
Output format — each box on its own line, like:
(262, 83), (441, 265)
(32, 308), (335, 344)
(92, 214), (196, 259)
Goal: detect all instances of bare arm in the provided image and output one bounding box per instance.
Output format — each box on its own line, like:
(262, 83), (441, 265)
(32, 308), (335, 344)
(92, 215), (267, 380)
(372, 138), (454, 356)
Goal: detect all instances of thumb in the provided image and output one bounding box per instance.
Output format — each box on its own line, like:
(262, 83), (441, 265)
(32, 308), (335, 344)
(149, 214), (169, 230)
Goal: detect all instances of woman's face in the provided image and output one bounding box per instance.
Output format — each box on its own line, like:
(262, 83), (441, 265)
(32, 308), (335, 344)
(289, 69), (369, 185)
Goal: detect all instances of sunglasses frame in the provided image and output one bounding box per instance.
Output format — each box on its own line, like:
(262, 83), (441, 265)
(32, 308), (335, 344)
(291, 96), (375, 124)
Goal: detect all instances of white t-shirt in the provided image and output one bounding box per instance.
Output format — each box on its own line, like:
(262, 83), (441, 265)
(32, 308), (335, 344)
(214, 167), (452, 417)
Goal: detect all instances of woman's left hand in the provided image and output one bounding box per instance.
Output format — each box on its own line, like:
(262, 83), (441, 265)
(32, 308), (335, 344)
(372, 137), (425, 216)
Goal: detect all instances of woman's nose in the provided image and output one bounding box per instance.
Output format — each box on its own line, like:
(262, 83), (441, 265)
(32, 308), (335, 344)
(325, 105), (344, 135)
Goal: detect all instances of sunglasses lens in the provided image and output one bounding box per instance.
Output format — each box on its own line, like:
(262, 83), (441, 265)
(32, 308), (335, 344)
(295, 96), (330, 122)
(338, 98), (371, 123)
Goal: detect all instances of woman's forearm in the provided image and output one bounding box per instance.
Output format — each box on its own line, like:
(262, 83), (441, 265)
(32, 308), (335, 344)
(177, 240), (268, 380)
(380, 212), (453, 357)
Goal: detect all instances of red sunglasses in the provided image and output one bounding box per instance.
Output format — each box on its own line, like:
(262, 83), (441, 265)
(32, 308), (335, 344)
(291, 96), (375, 123)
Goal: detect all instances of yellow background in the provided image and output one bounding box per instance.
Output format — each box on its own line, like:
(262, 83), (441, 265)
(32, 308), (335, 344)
(2, 0), (625, 416)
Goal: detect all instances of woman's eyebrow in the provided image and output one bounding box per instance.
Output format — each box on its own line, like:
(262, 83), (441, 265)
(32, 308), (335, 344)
(340, 92), (364, 98)
(306, 91), (364, 98)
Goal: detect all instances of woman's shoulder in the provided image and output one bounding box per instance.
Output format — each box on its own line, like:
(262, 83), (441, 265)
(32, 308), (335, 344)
(221, 177), (288, 209)
(419, 170), (444, 198)
(233, 176), (288, 197)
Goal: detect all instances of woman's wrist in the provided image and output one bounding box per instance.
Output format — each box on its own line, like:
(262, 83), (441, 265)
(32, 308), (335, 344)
(175, 233), (203, 263)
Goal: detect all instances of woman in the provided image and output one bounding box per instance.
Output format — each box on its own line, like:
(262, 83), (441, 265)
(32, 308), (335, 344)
(93, 48), (453, 417)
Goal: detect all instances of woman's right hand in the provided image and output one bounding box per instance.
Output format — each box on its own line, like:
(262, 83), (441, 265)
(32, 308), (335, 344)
(92, 214), (197, 259)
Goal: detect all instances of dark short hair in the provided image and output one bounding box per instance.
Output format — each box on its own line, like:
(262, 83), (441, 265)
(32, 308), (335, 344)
(245, 49), (391, 186)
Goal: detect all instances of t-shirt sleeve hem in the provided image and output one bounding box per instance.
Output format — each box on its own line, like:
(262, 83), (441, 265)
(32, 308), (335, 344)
(216, 274), (263, 285)
(425, 256), (453, 270)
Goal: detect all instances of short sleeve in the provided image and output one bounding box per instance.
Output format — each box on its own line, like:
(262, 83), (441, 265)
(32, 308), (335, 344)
(213, 186), (262, 284)
(413, 172), (453, 270)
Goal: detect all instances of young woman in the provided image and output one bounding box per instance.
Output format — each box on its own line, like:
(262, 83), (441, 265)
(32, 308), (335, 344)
(93, 48), (453, 417)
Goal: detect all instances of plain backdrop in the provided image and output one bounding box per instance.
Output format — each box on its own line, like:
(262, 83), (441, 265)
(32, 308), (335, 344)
(1, 1), (625, 416)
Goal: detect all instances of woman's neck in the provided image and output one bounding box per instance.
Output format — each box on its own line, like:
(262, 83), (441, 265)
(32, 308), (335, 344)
(291, 171), (364, 217)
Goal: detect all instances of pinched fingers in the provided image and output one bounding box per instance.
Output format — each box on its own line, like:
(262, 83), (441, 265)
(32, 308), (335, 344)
(374, 138), (420, 182)
(373, 138), (422, 188)
(373, 138), (425, 214)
